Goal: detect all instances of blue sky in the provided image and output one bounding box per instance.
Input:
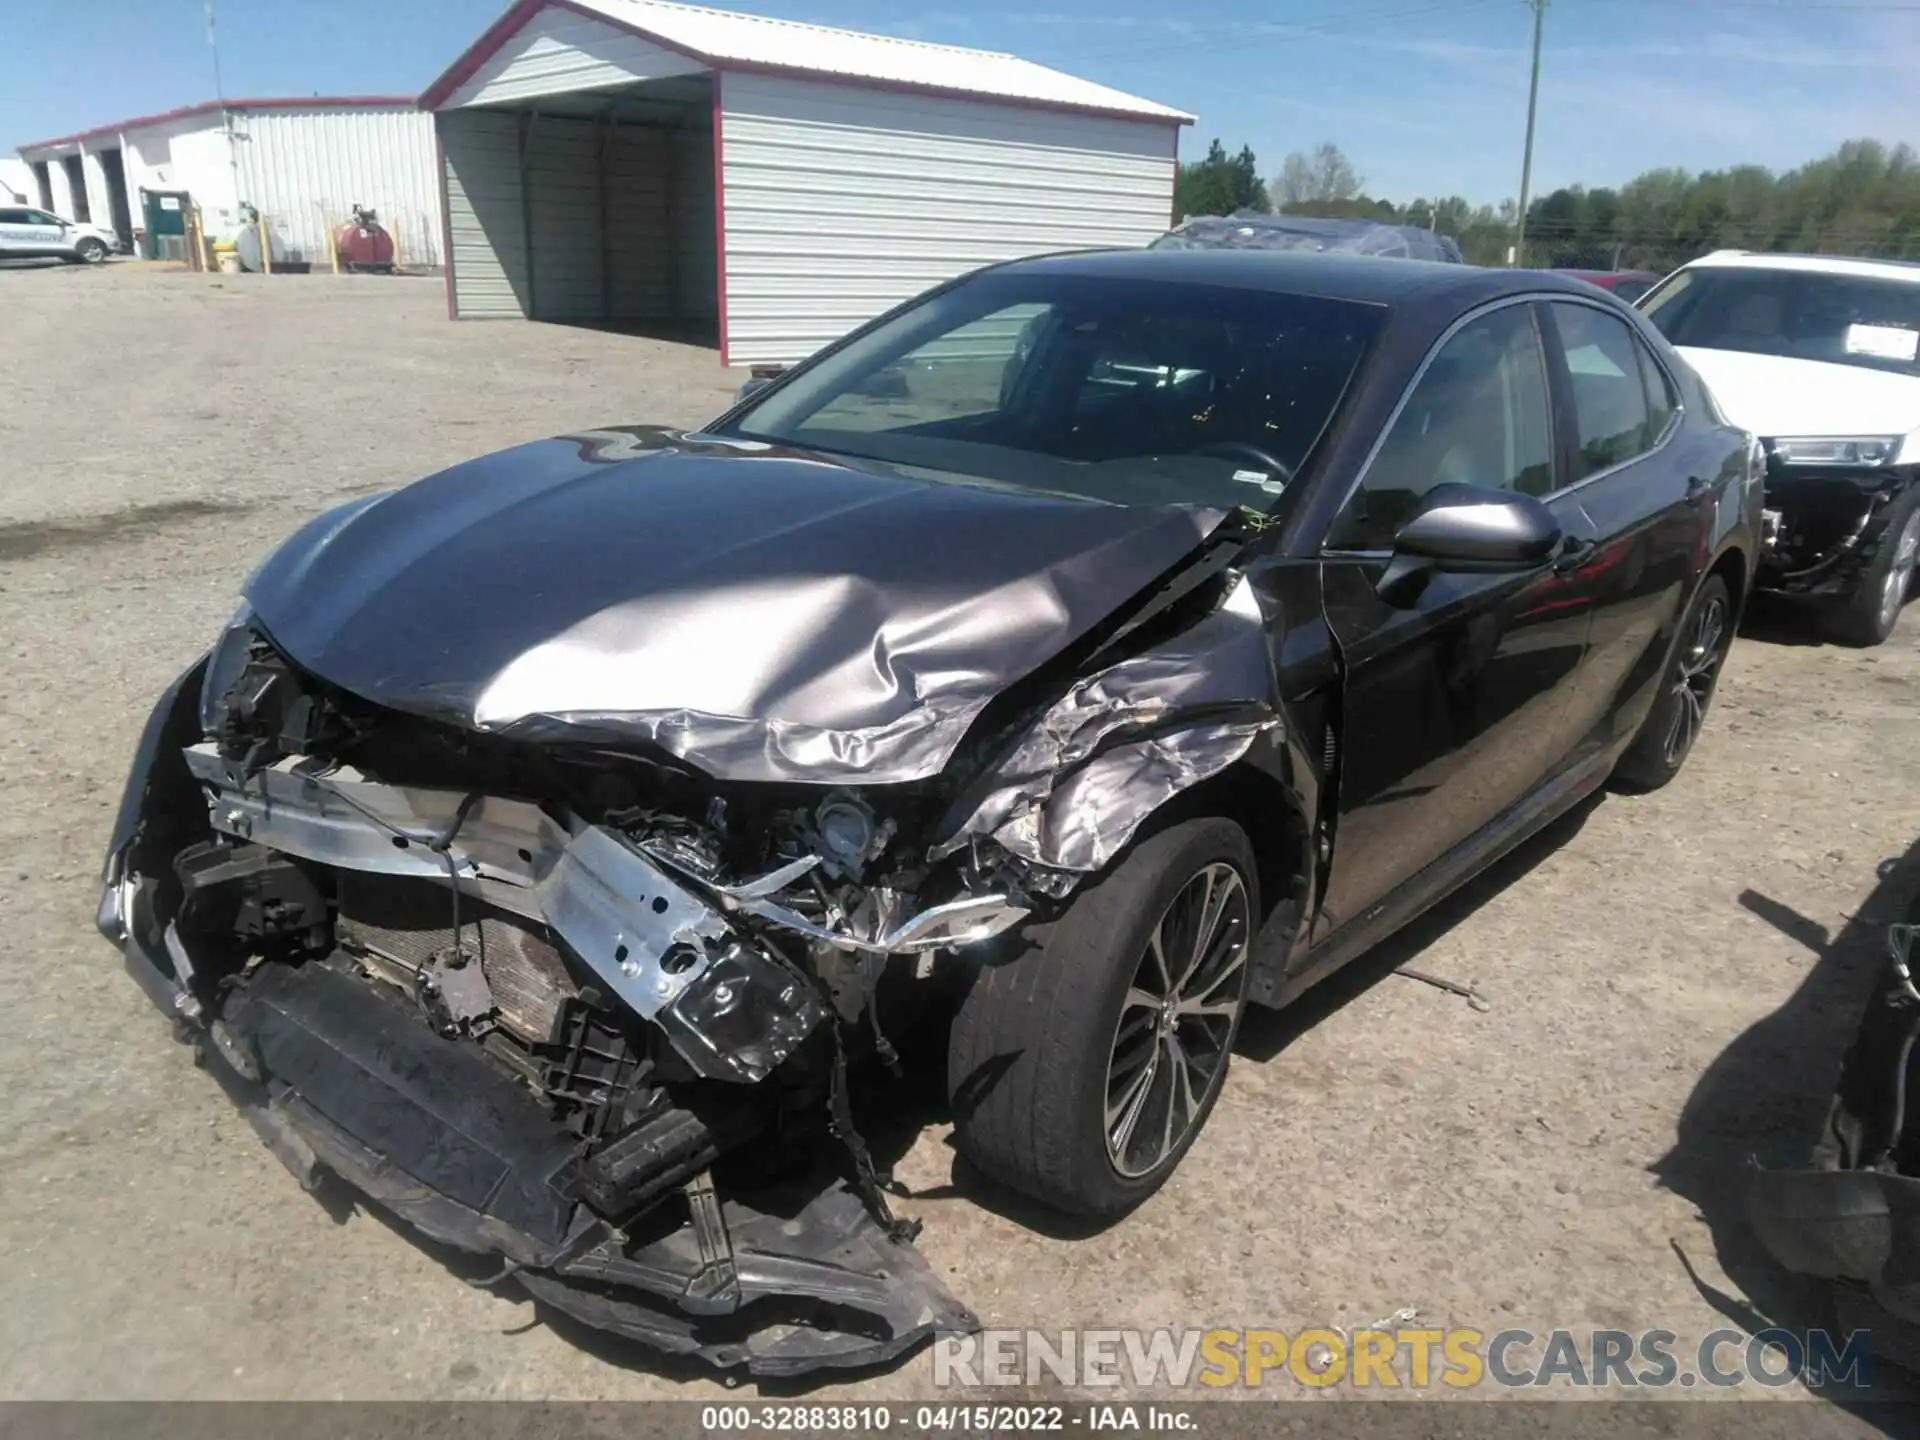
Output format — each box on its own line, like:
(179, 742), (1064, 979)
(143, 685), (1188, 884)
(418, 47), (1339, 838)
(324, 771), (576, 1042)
(9, 0), (1918, 203)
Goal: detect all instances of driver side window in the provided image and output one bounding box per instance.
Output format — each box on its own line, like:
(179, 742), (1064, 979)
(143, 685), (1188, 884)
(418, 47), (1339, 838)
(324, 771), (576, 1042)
(1328, 305), (1554, 551)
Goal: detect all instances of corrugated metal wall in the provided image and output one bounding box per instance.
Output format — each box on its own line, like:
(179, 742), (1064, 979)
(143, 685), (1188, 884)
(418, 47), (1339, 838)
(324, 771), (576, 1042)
(441, 107), (714, 323)
(718, 73), (1179, 367)
(443, 110), (526, 317)
(598, 119), (717, 321)
(234, 107), (442, 266)
(604, 123), (673, 317)
(524, 116), (601, 319)
(672, 122), (717, 323)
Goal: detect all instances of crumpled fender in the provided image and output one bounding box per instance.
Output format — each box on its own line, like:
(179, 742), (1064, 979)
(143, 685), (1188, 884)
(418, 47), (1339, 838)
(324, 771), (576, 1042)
(934, 573), (1281, 872)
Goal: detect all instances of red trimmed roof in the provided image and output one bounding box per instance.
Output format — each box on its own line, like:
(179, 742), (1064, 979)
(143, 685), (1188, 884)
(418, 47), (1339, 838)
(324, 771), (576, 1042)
(19, 96), (418, 153)
(419, 0), (1190, 124)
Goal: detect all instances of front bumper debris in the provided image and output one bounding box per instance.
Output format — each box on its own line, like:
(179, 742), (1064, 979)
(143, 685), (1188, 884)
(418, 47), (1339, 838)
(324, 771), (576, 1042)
(1756, 462), (1917, 599)
(178, 743), (1025, 1082)
(101, 674), (985, 1377)
(118, 929), (978, 1376)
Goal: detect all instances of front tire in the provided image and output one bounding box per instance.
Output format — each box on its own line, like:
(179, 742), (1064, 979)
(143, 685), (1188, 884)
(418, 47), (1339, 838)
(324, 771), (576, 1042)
(74, 238), (108, 264)
(1613, 573), (1733, 792)
(1829, 490), (1920, 648)
(947, 817), (1257, 1218)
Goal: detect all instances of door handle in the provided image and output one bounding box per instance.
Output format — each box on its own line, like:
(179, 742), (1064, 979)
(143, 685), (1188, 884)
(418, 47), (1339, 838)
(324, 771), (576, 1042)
(1552, 536), (1596, 574)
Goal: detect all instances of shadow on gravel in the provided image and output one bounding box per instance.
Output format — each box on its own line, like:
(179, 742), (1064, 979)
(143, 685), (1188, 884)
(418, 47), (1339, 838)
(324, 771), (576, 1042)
(1654, 835), (1920, 1424)
(535, 316), (721, 351)
(1235, 789), (1603, 1064)
(0, 496), (254, 561)
(1738, 592), (1832, 649)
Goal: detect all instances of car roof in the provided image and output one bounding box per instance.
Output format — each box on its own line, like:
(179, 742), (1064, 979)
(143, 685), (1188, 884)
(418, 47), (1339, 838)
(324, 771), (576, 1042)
(995, 248), (1604, 309)
(1681, 251), (1920, 285)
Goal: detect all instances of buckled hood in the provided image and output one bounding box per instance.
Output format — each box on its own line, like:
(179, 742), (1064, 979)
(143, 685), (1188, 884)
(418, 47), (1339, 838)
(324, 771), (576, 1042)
(244, 427), (1227, 783)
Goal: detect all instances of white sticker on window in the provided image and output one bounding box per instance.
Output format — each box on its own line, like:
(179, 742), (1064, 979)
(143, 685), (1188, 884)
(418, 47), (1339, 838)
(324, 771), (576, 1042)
(159, 196), (181, 210)
(1231, 468), (1287, 494)
(1846, 323), (1919, 362)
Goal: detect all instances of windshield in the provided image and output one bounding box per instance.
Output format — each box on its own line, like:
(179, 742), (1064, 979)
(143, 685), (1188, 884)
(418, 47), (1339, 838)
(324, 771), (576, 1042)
(1642, 265), (1920, 377)
(720, 271), (1383, 509)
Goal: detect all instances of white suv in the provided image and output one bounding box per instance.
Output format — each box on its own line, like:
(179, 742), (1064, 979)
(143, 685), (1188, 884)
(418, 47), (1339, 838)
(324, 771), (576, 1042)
(1640, 251), (1920, 645)
(0, 206), (122, 264)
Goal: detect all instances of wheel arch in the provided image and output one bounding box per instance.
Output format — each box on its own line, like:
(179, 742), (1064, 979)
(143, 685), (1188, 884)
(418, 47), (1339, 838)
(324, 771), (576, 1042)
(1708, 542), (1750, 617)
(1137, 759), (1313, 1008)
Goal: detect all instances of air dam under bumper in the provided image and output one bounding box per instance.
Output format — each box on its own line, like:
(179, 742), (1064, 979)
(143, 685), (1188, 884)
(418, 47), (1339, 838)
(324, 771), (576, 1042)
(118, 934), (977, 1376)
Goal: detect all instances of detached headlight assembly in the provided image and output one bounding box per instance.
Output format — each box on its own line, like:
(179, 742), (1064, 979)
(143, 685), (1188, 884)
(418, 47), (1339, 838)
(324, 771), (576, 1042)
(199, 603), (260, 736)
(1768, 436), (1904, 468)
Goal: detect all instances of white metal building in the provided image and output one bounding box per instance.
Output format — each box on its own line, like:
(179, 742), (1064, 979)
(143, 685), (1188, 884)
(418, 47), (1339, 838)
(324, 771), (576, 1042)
(16, 98), (442, 266)
(0, 157), (31, 205)
(421, 0), (1191, 364)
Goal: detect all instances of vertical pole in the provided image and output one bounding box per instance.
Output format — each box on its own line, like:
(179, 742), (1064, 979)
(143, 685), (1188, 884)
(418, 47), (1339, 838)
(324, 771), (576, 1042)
(518, 109), (538, 319)
(256, 208), (272, 274)
(598, 113), (613, 323)
(1514, 0), (1547, 267)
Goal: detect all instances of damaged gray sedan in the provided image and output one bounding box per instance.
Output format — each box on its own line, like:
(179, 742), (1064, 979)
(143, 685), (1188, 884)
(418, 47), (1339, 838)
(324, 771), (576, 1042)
(100, 250), (1761, 1375)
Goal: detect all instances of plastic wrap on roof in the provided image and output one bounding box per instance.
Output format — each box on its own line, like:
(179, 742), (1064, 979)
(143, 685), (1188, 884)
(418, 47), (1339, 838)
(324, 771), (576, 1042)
(1153, 213), (1466, 264)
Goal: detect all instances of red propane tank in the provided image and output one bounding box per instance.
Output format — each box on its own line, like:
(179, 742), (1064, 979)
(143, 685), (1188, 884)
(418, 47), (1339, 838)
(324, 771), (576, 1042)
(334, 206), (396, 272)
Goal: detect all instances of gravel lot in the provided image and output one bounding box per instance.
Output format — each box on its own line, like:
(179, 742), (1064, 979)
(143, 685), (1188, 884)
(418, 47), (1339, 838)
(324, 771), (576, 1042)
(2, 264), (1917, 1423)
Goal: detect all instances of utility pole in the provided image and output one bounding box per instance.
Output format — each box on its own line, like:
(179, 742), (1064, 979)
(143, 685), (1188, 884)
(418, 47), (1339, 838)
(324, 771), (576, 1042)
(206, 1), (242, 225)
(1513, 0), (1547, 267)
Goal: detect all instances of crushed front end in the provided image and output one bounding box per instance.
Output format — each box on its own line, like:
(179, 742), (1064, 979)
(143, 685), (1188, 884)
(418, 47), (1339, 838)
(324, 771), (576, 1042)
(1756, 446), (1919, 599)
(96, 634), (1030, 1376)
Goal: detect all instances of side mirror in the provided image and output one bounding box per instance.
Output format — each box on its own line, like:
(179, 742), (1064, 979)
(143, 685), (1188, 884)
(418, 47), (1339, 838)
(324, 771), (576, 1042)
(1377, 484), (1561, 603)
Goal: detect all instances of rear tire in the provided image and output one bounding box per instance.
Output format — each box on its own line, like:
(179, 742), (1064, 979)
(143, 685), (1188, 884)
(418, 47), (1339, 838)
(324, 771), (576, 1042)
(947, 817), (1257, 1218)
(1613, 573), (1732, 792)
(1828, 489), (1920, 648)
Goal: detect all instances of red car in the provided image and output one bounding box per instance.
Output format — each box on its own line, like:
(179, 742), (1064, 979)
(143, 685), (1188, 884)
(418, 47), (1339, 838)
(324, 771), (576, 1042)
(1557, 269), (1662, 304)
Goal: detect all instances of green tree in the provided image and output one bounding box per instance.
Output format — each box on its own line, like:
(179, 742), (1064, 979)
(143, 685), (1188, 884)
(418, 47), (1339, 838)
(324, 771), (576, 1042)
(1174, 139), (1271, 221)
(1517, 140), (1920, 268)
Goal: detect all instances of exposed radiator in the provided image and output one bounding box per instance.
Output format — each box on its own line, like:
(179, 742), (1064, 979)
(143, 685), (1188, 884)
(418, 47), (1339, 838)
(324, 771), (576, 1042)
(333, 872), (577, 1044)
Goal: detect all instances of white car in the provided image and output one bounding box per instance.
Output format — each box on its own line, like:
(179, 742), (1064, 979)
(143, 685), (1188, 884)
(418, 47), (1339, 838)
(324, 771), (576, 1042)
(0, 205), (121, 263)
(1641, 251), (1920, 645)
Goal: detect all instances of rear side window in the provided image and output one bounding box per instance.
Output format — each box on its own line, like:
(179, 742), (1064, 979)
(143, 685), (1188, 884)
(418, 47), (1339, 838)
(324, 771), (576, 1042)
(1549, 303), (1655, 480)
(1637, 343), (1677, 444)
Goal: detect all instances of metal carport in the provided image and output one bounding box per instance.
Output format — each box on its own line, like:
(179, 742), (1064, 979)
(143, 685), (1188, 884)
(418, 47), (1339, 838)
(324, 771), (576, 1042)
(421, 0), (1191, 366)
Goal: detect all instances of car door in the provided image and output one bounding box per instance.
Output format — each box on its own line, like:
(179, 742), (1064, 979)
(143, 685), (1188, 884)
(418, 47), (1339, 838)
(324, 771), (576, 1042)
(1311, 299), (1602, 944)
(1539, 299), (1703, 760)
(0, 208), (50, 256)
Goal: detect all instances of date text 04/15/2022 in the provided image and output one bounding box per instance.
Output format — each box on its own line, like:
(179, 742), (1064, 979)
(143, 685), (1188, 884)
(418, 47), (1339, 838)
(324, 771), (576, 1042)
(699, 1404), (1197, 1432)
